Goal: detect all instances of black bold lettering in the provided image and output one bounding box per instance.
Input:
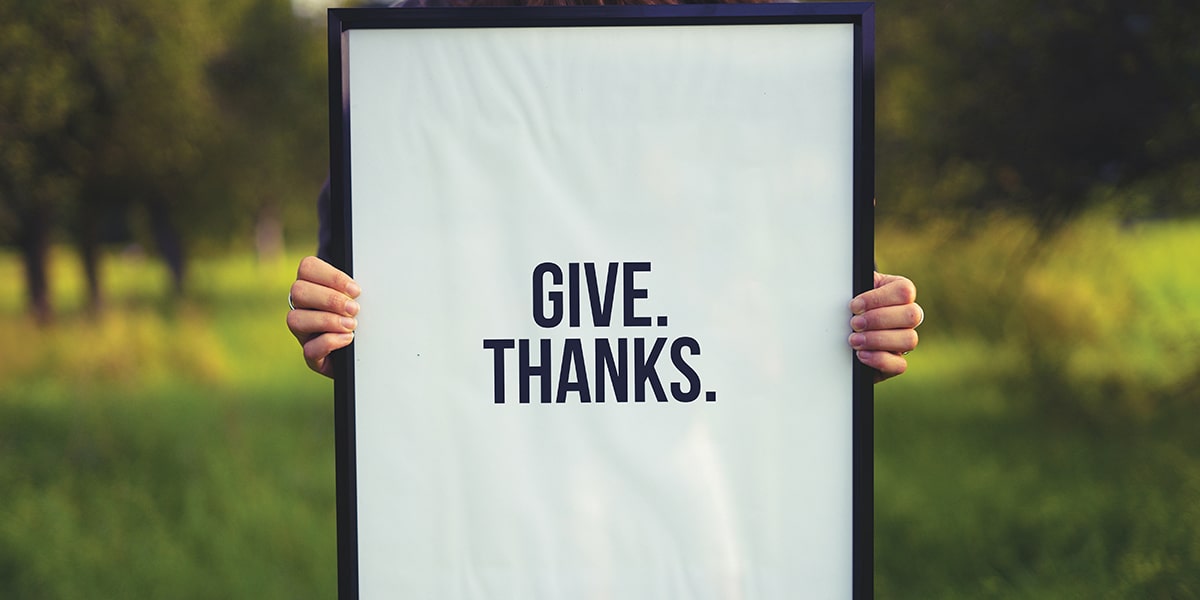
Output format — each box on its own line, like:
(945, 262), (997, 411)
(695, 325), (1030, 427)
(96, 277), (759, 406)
(556, 338), (591, 403)
(594, 338), (628, 403)
(670, 337), (701, 402)
(519, 338), (553, 403)
(634, 337), (668, 402)
(586, 262), (620, 327)
(483, 339), (515, 404)
(568, 263), (580, 327)
(623, 262), (652, 327)
(533, 262), (563, 328)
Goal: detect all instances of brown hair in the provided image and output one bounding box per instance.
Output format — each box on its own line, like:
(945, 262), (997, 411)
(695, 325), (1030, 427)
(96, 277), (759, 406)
(457, 0), (769, 6)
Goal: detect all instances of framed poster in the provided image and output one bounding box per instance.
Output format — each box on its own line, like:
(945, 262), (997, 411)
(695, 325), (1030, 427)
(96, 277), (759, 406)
(329, 4), (875, 598)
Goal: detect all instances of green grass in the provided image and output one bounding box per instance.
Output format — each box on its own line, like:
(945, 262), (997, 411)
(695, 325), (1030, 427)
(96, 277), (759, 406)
(0, 249), (337, 599)
(1, 217), (1198, 598)
(874, 216), (1200, 599)
(876, 352), (1200, 599)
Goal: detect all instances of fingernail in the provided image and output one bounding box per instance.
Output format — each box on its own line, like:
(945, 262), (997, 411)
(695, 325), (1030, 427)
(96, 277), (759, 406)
(347, 281), (362, 297)
(849, 333), (866, 349)
(850, 315), (867, 331)
(849, 298), (866, 315)
(341, 317), (357, 330)
(345, 300), (360, 316)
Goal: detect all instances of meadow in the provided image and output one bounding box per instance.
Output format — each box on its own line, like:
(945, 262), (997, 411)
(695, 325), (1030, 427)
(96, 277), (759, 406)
(874, 215), (1200, 598)
(0, 250), (338, 598)
(1, 216), (1197, 598)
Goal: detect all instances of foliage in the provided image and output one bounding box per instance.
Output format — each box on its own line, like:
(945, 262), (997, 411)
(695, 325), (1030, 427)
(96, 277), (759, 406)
(876, 0), (1200, 225)
(0, 0), (327, 317)
(198, 0), (329, 256)
(1, 1), (1199, 593)
(5, 0), (1199, 314)
(878, 212), (1200, 426)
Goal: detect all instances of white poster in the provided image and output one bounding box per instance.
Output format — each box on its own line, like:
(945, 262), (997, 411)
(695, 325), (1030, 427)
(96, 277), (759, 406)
(333, 6), (873, 598)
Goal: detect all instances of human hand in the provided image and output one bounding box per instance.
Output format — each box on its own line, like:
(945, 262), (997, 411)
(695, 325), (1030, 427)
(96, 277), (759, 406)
(848, 272), (923, 383)
(286, 256), (361, 378)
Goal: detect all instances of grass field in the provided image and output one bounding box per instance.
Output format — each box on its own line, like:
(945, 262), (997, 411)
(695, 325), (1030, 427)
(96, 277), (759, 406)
(0, 250), (338, 599)
(874, 216), (1200, 598)
(1, 217), (1198, 598)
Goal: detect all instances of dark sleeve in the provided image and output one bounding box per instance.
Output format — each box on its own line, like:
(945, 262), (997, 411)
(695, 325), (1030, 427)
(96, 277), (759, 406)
(317, 177), (333, 263)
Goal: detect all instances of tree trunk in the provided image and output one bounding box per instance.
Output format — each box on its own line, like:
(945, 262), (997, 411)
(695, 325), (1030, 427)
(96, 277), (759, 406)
(78, 227), (103, 315)
(18, 202), (52, 325)
(148, 201), (186, 296)
(255, 200), (284, 263)
(74, 193), (104, 315)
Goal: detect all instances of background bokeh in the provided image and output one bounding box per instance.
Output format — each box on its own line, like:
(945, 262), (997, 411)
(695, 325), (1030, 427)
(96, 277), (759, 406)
(2, 0), (1197, 597)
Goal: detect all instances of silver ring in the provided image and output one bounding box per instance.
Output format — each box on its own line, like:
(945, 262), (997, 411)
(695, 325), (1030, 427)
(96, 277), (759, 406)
(288, 293), (295, 311)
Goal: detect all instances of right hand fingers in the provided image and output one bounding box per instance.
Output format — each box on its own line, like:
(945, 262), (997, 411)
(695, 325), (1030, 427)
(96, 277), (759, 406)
(289, 279), (360, 317)
(303, 332), (356, 378)
(296, 256), (361, 299)
(287, 308), (357, 345)
(289, 257), (361, 378)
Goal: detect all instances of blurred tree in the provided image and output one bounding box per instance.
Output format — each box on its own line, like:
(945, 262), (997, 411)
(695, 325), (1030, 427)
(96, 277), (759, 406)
(876, 0), (1200, 227)
(0, 3), (86, 322)
(65, 0), (225, 301)
(205, 0), (328, 263)
(0, 0), (224, 314)
(0, 0), (327, 318)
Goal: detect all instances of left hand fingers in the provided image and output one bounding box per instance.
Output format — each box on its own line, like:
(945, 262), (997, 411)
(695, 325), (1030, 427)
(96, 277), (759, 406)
(849, 328), (919, 354)
(855, 350), (908, 382)
(851, 302), (924, 332)
(851, 273), (917, 314)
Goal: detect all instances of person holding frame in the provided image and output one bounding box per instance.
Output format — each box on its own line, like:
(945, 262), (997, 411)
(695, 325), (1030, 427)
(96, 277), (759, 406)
(285, 0), (923, 384)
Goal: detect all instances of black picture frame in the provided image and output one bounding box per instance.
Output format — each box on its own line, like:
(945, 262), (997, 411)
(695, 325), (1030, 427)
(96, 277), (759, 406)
(329, 4), (874, 598)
